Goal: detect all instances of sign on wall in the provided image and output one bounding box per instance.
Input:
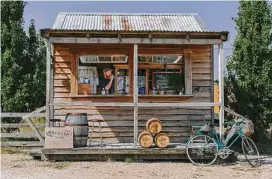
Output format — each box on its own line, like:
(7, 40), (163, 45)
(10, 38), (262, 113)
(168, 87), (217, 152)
(44, 127), (73, 149)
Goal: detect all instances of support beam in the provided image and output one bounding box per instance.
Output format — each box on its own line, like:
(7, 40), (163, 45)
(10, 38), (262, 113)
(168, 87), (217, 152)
(218, 43), (224, 140)
(49, 43), (54, 122)
(45, 40), (51, 127)
(49, 37), (222, 45)
(50, 102), (221, 107)
(184, 53), (192, 95)
(133, 44), (138, 147)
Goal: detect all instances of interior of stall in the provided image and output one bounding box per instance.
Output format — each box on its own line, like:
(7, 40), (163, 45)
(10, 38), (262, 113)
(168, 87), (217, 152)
(76, 54), (185, 96)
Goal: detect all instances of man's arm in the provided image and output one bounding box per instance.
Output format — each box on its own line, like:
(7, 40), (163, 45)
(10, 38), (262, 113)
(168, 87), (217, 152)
(105, 77), (114, 91)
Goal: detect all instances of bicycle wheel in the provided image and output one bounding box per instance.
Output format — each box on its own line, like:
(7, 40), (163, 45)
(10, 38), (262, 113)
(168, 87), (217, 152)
(242, 136), (260, 167)
(186, 135), (218, 166)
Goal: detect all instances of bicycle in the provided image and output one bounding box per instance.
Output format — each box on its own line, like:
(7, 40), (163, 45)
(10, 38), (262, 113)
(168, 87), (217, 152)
(186, 118), (260, 167)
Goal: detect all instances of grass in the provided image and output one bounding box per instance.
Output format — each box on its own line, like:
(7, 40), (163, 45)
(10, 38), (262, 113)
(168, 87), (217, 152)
(0, 147), (29, 155)
(0, 137), (40, 142)
(19, 118), (45, 133)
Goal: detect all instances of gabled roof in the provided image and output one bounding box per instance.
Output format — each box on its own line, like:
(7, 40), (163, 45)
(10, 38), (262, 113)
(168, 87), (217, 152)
(52, 12), (207, 32)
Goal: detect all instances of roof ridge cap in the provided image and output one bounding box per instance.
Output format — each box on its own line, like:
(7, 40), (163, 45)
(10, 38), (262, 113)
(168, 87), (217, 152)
(57, 12), (199, 16)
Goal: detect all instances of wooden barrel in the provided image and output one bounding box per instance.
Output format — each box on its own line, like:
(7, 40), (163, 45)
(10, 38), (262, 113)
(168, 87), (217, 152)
(65, 113), (89, 148)
(146, 117), (162, 134)
(138, 131), (153, 148)
(154, 133), (169, 148)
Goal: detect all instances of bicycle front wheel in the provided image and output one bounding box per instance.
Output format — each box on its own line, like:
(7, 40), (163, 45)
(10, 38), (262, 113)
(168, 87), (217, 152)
(186, 135), (218, 166)
(242, 136), (260, 167)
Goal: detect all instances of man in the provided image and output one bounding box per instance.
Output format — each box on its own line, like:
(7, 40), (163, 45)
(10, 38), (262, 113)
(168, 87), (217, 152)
(100, 68), (114, 94)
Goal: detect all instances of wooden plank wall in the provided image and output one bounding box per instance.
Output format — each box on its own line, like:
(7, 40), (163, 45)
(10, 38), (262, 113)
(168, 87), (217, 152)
(52, 44), (212, 143)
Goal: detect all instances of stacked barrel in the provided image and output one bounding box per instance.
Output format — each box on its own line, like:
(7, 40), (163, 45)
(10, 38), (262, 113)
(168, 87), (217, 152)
(138, 117), (169, 148)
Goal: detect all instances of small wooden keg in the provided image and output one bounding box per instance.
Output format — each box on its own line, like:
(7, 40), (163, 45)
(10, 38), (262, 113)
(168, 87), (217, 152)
(138, 131), (153, 148)
(146, 117), (162, 134)
(154, 133), (169, 148)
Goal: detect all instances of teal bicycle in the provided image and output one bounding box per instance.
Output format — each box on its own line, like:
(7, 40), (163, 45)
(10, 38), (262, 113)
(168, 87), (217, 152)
(186, 118), (260, 167)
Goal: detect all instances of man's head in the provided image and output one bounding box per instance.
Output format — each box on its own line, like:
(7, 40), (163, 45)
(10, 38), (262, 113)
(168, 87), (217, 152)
(103, 68), (112, 78)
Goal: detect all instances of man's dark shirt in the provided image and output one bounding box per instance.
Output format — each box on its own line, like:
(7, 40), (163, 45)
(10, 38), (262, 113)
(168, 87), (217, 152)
(99, 77), (114, 94)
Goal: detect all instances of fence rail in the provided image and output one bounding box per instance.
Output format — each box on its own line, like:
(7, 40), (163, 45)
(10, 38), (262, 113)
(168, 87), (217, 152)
(1, 113), (46, 118)
(1, 123), (45, 128)
(1, 107), (46, 147)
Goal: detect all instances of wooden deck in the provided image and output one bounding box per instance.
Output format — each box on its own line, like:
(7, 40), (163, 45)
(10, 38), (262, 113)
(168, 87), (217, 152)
(41, 143), (189, 161)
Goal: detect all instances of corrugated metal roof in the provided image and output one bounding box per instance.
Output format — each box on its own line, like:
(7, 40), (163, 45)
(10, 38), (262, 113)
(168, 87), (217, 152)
(52, 12), (207, 32)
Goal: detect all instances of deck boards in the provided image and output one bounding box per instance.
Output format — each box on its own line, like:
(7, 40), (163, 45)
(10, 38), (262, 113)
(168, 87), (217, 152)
(40, 143), (188, 161)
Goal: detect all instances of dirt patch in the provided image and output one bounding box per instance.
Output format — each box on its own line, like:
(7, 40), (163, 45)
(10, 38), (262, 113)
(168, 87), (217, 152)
(1, 153), (272, 179)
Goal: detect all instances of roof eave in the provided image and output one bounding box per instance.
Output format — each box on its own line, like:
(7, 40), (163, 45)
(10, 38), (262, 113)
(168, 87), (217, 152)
(40, 29), (229, 42)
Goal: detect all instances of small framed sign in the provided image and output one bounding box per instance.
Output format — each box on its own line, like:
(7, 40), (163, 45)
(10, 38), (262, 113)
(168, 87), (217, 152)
(44, 127), (73, 149)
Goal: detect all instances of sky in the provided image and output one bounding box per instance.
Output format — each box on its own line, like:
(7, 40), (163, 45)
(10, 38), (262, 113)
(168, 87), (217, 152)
(23, 1), (240, 79)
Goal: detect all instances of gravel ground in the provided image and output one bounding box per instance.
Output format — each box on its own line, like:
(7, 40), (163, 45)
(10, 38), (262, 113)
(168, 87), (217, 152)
(1, 153), (272, 179)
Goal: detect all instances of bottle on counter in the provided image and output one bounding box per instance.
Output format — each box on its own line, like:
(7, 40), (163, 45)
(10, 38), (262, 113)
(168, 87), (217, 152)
(101, 88), (106, 95)
(152, 87), (157, 95)
(126, 84), (129, 94)
(179, 87), (184, 95)
(160, 87), (165, 95)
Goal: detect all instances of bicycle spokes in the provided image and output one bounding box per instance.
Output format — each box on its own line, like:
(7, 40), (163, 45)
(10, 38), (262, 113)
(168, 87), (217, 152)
(186, 135), (218, 166)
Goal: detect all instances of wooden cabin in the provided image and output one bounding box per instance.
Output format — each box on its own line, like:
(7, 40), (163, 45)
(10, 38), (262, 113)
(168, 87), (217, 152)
(41, 12), (228, 158)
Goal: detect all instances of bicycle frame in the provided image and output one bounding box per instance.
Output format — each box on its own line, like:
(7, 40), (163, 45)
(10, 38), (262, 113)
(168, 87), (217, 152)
(194, 123), (244, 151)
(211, 126), (244, 150)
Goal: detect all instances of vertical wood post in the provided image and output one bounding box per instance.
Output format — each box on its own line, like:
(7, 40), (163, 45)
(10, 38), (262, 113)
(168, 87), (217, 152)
(133, 44), (138, 147)
(211, 45), (215, 124)
(218, 43), (224, 140)
(49, 43), (54, 121)
(45, 40), (51, 127)
(184, 53), (192, 95)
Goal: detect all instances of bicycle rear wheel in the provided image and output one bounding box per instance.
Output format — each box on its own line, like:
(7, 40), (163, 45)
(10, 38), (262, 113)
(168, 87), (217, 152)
(186, 135), (218, 166)
(242, 136), (260, 167)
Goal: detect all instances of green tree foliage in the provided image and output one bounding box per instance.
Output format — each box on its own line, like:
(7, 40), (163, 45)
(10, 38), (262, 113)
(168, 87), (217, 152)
(1, 1), (46, 116)
(225, 1), (272, 142)
(1, 1), (29, 112)
(26, 19), (46, 110)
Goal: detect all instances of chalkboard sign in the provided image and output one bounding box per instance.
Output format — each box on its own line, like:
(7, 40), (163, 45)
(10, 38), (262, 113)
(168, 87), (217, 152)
(152, 72), (184, 92)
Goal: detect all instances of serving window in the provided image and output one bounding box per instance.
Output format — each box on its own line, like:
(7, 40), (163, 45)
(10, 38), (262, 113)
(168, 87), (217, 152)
(70, 52), (192, 97)
(71, 54), (130, 96)
(137, 55), (185, 95)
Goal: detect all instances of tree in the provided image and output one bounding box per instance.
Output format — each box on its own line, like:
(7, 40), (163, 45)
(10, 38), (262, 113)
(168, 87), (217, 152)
(25, 19), (46, 110)
(1, 1), (46, 115)
(1, 1), (29, 113)
(225, 1), (272, 142)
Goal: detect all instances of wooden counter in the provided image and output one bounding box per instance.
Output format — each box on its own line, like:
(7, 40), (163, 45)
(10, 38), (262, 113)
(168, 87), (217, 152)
(139, 95), (193, 102)
(68, 94), (193, 103)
